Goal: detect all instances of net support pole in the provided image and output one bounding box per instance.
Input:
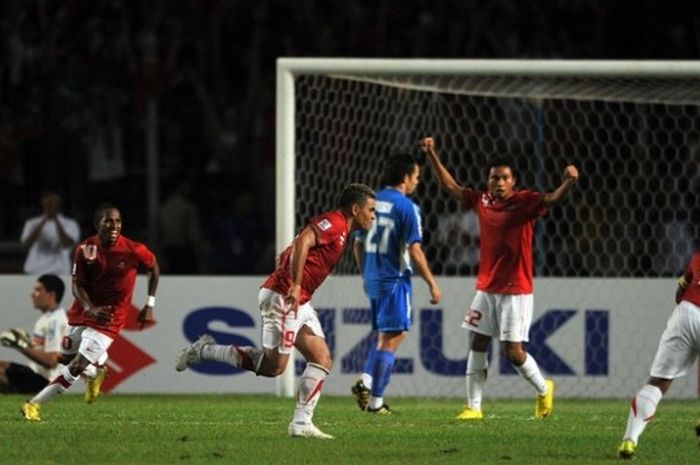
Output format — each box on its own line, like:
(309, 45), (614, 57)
(146, 98), (159, 247)
(275, 62), (296, 398)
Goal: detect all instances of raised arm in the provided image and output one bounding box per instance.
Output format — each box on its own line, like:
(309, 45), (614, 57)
(20, 217), (48, 248)
(54, 217), (78, 248)
(542, 165), (579, 206)
(419, 137), (464, 202)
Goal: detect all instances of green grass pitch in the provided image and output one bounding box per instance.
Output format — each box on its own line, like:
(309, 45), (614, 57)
(1, 395), (699, 464)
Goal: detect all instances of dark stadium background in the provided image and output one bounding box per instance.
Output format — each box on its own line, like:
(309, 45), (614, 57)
(0, 0), (698, 274)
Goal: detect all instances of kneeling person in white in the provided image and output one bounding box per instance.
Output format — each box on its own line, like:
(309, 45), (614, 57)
(175, 184), (376, 439)
(0, 275), (67, 394)
(619, 252), (700, 459)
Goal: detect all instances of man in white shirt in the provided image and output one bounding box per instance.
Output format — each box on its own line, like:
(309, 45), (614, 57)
(21, 191), (80, 275)
(0, 274), (68, 394)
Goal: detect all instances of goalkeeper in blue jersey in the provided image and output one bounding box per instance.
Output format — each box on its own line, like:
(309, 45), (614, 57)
(352, 153), (442, 414)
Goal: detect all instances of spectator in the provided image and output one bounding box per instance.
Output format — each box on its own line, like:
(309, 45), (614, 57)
(158, 177), (208, 274)
(208, 188), (262, 274)
(20, 191), (80, 276)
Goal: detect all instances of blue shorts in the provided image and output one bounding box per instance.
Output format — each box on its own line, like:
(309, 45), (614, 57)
(369, 280), (412, 332)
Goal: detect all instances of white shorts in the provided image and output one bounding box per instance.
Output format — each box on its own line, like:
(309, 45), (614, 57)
(462, 291), (533, 342)
(73, 327), (114, 364)
(61, 325), (84, 357)
(649, 301), (700, 379)
(259, 288), (325, 355)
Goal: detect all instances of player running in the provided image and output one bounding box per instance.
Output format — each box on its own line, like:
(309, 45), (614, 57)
(21, 204), (160, 421)
(175, 183), (376, 439)
(619, 251), (700, 459)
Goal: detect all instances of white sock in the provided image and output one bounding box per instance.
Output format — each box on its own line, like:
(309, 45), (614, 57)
(360, 372), (373, 389)
(466, 351), (488, 410)
(292, 363), (329, 424)
(82, 364), (98, 379)
(369, 395), (384, 410)
(31, 365), (79, 404)
(623, 384), (663, 444)
(513, 353), (548, 395)
(201, 345), (263, 373)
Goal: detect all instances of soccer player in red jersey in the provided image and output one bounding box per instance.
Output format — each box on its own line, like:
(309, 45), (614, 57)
(420, 136), (578, 420)
(21, 204), (160, 421)
(176, 183), (376, 439)
(618, 253), (700, 459)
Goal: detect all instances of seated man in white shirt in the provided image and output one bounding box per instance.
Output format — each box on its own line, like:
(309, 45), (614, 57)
(0, 274), (68, 394)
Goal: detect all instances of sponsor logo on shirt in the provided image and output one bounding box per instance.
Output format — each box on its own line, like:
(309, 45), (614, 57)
(81, 244), (98, 263)
(317, 219), (332, 231)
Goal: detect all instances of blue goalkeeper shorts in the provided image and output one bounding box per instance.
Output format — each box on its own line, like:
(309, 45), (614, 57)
(369, 280), (412, 332)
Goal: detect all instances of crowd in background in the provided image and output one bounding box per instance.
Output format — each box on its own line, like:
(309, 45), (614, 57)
(0, 0), (699, 274)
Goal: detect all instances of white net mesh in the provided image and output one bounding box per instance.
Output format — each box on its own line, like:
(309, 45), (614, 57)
(295, 73), (700, 277)
(290, 68), (700, 398)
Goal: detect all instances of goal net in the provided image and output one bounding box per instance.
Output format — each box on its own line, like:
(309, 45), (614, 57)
(276, 59), (700, 398)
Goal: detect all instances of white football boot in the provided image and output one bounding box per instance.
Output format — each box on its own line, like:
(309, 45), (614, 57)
(175, 334), (216, 371)
(288, 422), (334, 439)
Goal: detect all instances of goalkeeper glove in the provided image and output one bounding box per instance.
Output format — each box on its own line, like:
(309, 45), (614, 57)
(0, 328), (31, 350)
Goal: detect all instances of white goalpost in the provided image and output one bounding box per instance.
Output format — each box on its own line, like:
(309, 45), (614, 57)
(275, 58), (700, 398)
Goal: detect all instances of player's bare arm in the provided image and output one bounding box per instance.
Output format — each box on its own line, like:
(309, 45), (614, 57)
(19, 346), (62, 370)
(542, 164), (579, 206)
(138, 259), (160, 328)
(72, 280), (112, 323)
(54, 217), (76, 247)
(675, 280), (687, 304)
(285, 226), (317, 312)
(21, 217), (49, 248)
(419, 136), (464, 202)
(408, 242), (442, 304)
(352, 239), (364, 273)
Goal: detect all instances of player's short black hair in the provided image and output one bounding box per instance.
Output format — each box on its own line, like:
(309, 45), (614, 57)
(488, 157), (517, 179)
(93, 203), (119, 227)
(381, 153), (420, 187)
(337, 183), (375, 209)
(37, 274), (65, 302)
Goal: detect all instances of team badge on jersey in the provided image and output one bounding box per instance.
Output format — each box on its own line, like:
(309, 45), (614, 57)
(81, 244), (98, 263)
(317, 219), (332, 231)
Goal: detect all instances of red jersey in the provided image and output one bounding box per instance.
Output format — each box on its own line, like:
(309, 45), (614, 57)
(68, 234), (156, 337)
(462, 188), (547, 294)
(679, 252), (700, 307)
(262, 210), (349, 305)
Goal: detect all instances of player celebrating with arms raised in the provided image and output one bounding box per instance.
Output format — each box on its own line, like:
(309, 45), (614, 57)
(176, 183), (376, 439)
(21, 204), (160, 421)
(420, 136), (578, 420)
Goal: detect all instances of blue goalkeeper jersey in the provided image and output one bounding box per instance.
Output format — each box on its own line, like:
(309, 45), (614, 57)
(357, 187), (423, 298)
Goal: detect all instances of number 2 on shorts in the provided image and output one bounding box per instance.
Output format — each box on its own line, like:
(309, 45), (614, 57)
(466, 309), (482, 327)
